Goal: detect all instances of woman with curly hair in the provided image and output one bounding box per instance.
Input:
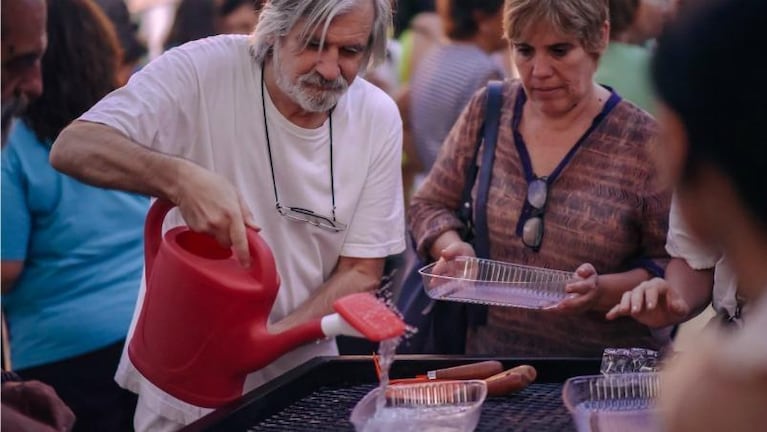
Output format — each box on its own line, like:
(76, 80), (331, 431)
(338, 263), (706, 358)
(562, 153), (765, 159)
(1, 0), (148, 429)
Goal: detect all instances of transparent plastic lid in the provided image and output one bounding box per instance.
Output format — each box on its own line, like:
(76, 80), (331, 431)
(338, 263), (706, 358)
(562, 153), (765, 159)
(350, 380), (487, 432)
(600, 348), (661, 374)
(418, 256), (574, 309)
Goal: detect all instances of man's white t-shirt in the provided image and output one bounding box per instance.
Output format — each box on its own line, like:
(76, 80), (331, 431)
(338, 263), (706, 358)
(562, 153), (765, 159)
(80, 34), (406, 424)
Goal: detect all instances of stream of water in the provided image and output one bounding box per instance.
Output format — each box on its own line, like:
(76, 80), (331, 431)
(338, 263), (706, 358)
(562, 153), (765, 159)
(374, 337), (399, 412)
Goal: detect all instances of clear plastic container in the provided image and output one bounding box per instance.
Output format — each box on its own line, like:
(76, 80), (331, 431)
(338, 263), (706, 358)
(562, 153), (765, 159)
(350, 380), (487, 432)
(419, 256), (574, 309)
(562, 373), (662, 432)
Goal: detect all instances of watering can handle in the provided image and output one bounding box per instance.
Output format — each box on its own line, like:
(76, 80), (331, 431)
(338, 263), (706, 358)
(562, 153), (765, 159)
(144, 199), (278, 286)
(145, 199), (174, 281)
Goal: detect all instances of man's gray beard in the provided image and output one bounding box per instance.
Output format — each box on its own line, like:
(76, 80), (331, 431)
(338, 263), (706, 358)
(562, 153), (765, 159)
(1, 97), (26, 147)
(272, 49), (348, 113)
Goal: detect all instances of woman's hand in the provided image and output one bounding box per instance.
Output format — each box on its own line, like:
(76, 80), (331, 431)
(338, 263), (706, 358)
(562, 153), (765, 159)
(430, 240), (476, 278)
(437, 240), (476, 261)
(549, 263), (600, 314)
(605, 277), (691, 327)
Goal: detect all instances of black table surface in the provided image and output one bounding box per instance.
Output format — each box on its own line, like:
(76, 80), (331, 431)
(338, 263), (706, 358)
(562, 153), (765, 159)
(181, 355), (602, 432)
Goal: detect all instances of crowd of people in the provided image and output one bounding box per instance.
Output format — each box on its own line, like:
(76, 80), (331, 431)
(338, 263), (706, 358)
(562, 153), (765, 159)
(1, 0), (765, 431)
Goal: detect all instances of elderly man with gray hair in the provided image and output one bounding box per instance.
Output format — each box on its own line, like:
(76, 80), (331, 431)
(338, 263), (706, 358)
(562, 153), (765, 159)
(50, 0), (405, 430)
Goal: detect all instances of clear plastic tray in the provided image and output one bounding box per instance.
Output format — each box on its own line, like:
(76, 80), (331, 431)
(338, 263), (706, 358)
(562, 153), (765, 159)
(419, 256), (574, 309)
(562, 373), (662, 432)
(350, 380), (487, 432)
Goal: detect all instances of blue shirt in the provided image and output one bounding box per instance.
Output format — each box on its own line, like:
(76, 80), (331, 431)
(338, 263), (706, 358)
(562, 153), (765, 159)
(1, 121), (148, 369)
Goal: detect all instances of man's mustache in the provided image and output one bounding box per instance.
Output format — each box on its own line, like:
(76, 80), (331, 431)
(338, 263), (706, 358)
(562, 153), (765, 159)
(299, 73), (347, 92)
(1, 96), (27, 145)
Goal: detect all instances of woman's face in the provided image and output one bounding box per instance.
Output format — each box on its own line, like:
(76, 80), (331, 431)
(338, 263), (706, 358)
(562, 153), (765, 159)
(511, 21), (604, 116)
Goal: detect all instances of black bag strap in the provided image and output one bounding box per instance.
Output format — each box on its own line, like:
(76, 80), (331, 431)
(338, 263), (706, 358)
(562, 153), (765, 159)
(456, 81), (503, 246)
(473, 80), (503, 258)
(464, 81), (503, 329)
(396, 81), (504, 354)
(455, 146), (480, 239)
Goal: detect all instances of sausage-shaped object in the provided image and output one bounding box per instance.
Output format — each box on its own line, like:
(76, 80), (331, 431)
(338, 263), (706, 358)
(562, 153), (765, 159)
(426, 361), (504, 380)
(484, 365), (537, 397)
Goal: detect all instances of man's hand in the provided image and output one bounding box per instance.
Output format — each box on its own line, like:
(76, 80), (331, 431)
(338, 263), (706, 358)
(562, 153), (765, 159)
(1, 380), (76, 432)
(605, 277), (690, 327)
(174, 161), (259, 267)
(549, 263), (600, 314)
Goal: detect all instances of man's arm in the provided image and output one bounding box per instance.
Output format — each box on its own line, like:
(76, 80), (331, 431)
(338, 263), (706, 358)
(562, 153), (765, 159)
(269, 256), (384, 333)
(1, 261), (23, 294)
(606, 257), (714, 327)
(51, 121), (182, 200)
(50, 120), (255, 265)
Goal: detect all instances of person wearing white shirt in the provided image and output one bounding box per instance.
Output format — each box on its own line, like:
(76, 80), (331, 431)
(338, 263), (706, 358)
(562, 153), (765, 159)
(49, 0), (405, 430)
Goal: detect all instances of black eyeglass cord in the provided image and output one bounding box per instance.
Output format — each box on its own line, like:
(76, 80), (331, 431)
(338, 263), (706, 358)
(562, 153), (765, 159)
(260, 63), (337, 220)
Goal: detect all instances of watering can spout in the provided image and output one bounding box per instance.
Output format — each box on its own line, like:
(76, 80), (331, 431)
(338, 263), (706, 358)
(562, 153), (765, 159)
(237, 292), (407, 375)
(235, 320), (325, 374)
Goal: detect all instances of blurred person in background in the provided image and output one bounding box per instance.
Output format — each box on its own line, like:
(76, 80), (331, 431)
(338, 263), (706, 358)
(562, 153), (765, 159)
(391, 0), (443, 204)
(362, 0), (402, 100)
(605, 195), (735, 329)
(624, 0), (673, 47)
(162, 0), (216, 49)
(1, 1), (76, 431)
(214, 0), (261, 34)
(164, 0), (262, 50)
(595, 0), (655, 113)
(408, 0), (671, 356)
(409, 0), (506, 179)
(645, 0), (767, 429)
(1, 0), (47, 145)
(603, 0), (744, 333)
(395, 0), (442, 85)
(129, 0), (178, 60)
(94, 0), (148, 83)
(1, 0), (149, 429)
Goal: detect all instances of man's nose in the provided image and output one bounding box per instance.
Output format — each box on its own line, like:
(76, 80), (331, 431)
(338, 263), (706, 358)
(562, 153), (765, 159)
(20, 64), (44, 100)
(315, 48), (341, 82)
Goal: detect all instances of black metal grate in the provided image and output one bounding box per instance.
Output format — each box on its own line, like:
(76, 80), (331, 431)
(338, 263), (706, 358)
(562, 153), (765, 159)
(247, 382), (573, 432)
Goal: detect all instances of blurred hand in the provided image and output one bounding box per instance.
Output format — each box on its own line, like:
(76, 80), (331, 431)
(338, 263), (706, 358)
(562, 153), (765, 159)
(605, 277), (690, 327)
(549, 263), (599, 314)
(1, 380), (76, 432)
(659, 332), (767, 432)
(174, 161), (259, 267)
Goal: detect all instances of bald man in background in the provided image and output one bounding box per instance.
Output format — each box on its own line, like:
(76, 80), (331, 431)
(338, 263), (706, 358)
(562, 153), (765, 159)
(1, 0), (47, 144)
(1, 1), (75, 430)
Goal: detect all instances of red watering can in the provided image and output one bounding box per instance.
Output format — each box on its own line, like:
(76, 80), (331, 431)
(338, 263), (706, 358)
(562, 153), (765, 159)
(129, 199), (405, 408)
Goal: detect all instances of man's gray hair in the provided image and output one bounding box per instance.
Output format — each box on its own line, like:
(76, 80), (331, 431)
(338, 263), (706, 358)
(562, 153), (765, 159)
(250, 0), (392, 75)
